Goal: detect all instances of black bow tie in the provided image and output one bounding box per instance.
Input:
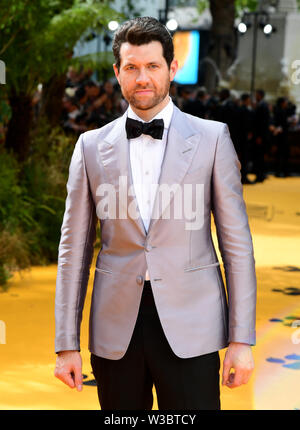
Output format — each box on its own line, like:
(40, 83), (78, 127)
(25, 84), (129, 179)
(126, 117), (164, 140)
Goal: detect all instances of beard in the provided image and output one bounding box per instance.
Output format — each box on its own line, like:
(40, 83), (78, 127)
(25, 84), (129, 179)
(121, 77), (170, 111)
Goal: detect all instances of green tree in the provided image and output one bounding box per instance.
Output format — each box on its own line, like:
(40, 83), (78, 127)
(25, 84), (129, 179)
(0, 0), (121, 161)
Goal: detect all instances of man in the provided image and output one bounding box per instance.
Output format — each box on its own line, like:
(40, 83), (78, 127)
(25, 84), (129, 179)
(181, 87), (207, 119)
(238, 93), (255, 184)
(214, 88), (241, 156)
(253, 89), (270, 182)
(54, 17), (256, 410)
(271, 97), (291, 178)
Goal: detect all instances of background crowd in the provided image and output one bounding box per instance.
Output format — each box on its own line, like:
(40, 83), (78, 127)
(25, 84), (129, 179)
(174, 85), (300, 183)
(21, 65), (300, 185)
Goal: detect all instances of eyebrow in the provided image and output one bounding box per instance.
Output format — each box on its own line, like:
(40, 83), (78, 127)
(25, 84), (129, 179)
(123, 61), (161, 67)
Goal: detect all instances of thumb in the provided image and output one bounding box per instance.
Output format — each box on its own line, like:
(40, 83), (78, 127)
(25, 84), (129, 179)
(222, 359), (232, 386)
(73, 366), (83, 392)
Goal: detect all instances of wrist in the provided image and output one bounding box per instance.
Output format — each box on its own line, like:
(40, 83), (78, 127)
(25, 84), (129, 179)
(228, 342), (251, 348)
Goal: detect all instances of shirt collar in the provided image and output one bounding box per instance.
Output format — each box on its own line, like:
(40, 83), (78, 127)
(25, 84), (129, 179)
(127, 96), (174, 129)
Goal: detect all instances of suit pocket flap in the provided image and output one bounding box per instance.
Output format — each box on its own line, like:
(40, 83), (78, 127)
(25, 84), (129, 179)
(184, 261), (220, 272)
(95, 267), (113, 274)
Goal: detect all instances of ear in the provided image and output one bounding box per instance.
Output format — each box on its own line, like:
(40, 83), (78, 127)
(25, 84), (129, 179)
(169, 58), (178, 82)
(113, 64), (120, 84)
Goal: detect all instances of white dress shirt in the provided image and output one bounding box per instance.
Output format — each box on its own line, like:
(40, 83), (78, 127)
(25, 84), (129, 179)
(127, 97), (174, 281)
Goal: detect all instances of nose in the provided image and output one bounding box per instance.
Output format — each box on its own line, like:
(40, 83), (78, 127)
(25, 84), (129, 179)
(136, 67), (150, 85)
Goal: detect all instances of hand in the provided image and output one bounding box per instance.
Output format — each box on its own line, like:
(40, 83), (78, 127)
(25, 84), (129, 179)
(222, 342), (254, 389)
(54, 350), (83, 392)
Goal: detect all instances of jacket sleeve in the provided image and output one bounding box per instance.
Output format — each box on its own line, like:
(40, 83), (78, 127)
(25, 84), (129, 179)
(211, 123), (257, 345)
(55, 133), (98, 353)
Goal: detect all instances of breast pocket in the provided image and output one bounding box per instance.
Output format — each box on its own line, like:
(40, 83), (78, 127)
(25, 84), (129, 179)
(184, 261), (220, 273)
(185, 166), (204, 178)
(95, 267), (113, 275)
(186, 165), (203, 175)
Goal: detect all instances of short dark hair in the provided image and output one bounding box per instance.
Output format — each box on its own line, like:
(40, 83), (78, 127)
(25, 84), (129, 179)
(219, 88), (230, 100)
(256, 89), (265, 98)
(112, 16), (174, 71)
(241, 93), (250, 102)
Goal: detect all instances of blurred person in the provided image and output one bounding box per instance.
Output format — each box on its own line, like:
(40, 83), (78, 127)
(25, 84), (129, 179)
(205, 94), (219, 120)
(214, 88), (240, 154)
(61, 96), (88, 134)
(179, 86), (194, 111)
(66, 66), (85, 89)
(65, 66), (80, 88)
(239, 93), (255, 184)
(181, 87), (207, 119)
(74, 86), (88, 106)
(271, 97), (291, 177)
(253, 89), (270, 182)
(72, 84), (102, 130)
(91, 80), (121, 125)
(54, 16), (256, 411)
(84, 81), (101, 102)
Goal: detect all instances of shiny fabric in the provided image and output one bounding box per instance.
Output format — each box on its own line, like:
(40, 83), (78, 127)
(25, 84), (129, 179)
(55, 105), (257, 359)
(90, 281), (220, 410)
(125, 117), (164, 140)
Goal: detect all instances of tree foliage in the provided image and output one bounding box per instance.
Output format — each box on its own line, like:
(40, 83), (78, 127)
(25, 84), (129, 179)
(196, 0), (300, 15)
(0, 0), (122, 95)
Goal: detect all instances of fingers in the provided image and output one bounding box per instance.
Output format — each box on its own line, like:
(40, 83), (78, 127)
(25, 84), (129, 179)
(223, 365), (254, 389)
(74, 367), (83, 391)
(54, 365), (76, 388)
(222, 358), (231, 386)
(54, 352), (83, 391)
(224, 368), (244, 389)
(222, 343), (255, 389)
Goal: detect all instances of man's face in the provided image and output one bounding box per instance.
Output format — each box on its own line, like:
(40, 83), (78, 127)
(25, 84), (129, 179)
(113, 41), (178, 112)
(255, 92), (262, 102)
(243, 96), (250, 107)
(104, 81), (114, 95)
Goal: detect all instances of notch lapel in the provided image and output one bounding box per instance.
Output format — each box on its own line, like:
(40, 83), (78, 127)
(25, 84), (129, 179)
(98, 111), (147, 236)
(97, 106), (202, 238)
(147, 106), (202, 234)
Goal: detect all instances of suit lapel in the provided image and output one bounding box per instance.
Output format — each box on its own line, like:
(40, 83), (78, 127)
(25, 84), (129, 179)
(147, 106), (201, 234)
(98, 111), (147, 236)
(97, 105), (202, 237)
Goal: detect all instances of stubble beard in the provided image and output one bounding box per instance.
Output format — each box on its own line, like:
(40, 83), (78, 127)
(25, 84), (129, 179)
(122, 78), (170, 111)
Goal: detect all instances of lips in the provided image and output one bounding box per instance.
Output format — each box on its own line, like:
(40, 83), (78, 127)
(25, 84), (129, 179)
(135, 89), (153, 93)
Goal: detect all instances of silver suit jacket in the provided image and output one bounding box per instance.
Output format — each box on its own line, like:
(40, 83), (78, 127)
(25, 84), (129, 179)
(55, 105), (257, 359)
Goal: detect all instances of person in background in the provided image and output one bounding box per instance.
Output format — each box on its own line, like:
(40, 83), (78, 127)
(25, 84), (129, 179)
(214, 88), (240, 155)
(270, 97), (291, 178)
(239, 93), (255, 184)
(253, 89), (270, 183)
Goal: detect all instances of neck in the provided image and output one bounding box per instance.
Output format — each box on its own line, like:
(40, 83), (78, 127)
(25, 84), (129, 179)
(130, 95), (170, 122)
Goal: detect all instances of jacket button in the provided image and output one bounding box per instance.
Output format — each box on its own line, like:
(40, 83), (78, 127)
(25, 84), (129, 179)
(136, 275), (144, 285)
(145, 244), (152, 252)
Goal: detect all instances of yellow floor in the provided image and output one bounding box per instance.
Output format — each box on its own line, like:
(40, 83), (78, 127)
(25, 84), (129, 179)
(0, 174), (300, 410)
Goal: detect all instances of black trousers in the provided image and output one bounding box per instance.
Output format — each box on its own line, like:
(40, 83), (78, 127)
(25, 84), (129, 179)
(90, 280), (220, 410)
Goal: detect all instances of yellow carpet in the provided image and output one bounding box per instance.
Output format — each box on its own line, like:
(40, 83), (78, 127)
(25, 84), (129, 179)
(0, 174), (299, 410)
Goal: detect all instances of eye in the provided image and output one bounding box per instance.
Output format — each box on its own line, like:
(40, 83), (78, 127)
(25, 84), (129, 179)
(149, 64), (158, 69)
